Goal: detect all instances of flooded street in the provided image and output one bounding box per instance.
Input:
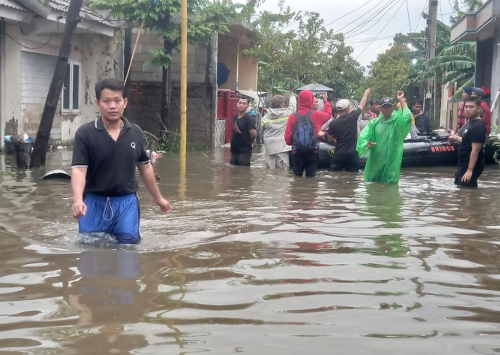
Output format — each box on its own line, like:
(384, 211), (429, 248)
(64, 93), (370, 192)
(0, 148), (499, 354)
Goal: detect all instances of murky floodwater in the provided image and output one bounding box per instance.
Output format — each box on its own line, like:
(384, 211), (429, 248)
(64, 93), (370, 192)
(0, 148), (499, 354)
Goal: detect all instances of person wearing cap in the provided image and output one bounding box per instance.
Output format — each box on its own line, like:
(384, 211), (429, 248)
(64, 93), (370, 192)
(356, 91), (413, 184)
(261, 94), (294, 169)
(457, 86), (473, 130)
(327, 88), (372, 172)
(284, 91), (332, 177)
(471, 87), (491, 135)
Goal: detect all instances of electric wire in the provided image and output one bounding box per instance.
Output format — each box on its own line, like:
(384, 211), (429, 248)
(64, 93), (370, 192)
(355, 0), (406, 60)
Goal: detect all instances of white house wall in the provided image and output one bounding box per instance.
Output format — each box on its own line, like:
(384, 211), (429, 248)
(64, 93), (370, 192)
(3, 28), (123, 144)
(79, 32), (124, 128)
(2, 24), (22, 137)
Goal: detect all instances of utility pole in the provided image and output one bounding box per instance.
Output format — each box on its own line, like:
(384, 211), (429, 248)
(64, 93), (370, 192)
(179, 0), (187, 199)
(29, 0), (84, 168)
(427, 0), (438, 119)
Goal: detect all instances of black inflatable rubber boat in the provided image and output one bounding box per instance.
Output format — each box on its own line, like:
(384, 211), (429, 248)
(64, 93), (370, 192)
(317, 132), (496, 169)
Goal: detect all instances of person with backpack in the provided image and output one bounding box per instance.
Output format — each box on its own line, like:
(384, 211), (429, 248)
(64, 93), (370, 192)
(284, 91), (332, 177)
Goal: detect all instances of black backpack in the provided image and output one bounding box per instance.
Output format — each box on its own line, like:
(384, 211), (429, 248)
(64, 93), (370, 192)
(292, 111), (318, 153)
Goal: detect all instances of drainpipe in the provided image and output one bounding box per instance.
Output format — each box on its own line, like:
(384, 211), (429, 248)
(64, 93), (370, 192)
(14, 0), (51, 18)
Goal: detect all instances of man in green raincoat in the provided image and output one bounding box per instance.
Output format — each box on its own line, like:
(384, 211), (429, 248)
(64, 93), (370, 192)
(356, 91), (412, 184)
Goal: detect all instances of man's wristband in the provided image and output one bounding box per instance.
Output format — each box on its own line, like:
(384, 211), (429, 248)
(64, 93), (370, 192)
(467, 167), (473, 171)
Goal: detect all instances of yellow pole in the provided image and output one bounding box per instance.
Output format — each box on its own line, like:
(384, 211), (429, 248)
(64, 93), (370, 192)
(179, 0), (188, 199)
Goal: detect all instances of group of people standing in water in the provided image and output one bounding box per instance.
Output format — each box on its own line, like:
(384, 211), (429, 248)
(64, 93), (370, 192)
(230, 87), (489, 188)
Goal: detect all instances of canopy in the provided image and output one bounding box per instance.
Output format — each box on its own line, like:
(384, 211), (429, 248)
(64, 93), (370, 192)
(296, 83), (334, 93)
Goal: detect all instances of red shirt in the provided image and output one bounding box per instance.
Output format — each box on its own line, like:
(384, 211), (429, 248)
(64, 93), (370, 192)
(457, 102), (466, 129)
(480, 100), (491, 135)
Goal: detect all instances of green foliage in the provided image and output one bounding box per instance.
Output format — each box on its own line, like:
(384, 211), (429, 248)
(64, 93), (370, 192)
(450, 0), (484, 24)
(247, 3), (363, 98)
(392, 12), (476, 101)
(410, 42), (476, 98)
(365, 45), (414, 99)
(489, 125), (500, 166)
(91, 0), (242, 67)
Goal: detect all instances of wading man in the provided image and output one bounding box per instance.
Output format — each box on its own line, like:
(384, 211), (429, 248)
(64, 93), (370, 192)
(328, 88), (372, 172)
(261, 95), (293, 170)
(230, 97), (257, 166)
(71, 79), (172, 244)
(285, 91), (332, 177)
(449, 98), (487, 188)
(356, 91), (413, 184)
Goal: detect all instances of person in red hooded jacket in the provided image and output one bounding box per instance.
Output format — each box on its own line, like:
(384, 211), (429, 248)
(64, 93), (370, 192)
(284, 90), (332, 177)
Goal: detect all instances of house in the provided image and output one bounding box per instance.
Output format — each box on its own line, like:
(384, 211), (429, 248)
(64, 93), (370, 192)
(217, 22), (258, 92)
(450, 0), (500, 128)
(125, 22), (258, 147)
(0, 0), (123, 148)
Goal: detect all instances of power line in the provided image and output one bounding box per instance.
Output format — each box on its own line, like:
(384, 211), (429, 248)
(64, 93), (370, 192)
(323, 0), (379, 28)
(345, 0), (422, 40)
(355, 0), (406, 60)
(341, 0), (395, 38)
(3, 32), (54, 50)
(355, 0), (428, 61)
(414, 0), (429, 32)
(406, 0), (412, 33)
(447, 0), (458, 14)
(439, 0), (445, 23)
(332, 0), (391, 36)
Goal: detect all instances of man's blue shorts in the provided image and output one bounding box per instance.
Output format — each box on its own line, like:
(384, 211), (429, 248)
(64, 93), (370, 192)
(79, 193), (141, 244)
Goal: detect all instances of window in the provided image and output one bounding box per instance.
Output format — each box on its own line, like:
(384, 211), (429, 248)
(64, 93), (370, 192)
(62, 60), (80, 113)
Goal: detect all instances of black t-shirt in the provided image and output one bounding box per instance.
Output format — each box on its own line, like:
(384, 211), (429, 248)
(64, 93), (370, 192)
(72, 117), (150, 196)
(457, 118), (486, 167)
(231, 113), (256, 154)
(328, 109), (361, 154)
(415, 113), (433, 134)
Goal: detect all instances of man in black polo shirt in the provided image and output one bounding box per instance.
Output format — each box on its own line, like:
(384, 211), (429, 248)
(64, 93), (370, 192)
(71, 79), (172, 244)
(449, 98), (487, 188)
(328, 88), (372, 172)
(230, 97), (257, 166)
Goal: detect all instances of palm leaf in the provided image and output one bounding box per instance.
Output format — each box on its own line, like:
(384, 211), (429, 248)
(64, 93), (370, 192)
(423, 55), (474, 67)
(440, 42), (476, 58)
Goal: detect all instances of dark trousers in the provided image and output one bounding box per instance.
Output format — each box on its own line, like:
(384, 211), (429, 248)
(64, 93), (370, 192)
(230, 153), (252, 166)
(329, 151), (360, 172)
(292, 152), (319, 177)
(454, 164), (484, 188)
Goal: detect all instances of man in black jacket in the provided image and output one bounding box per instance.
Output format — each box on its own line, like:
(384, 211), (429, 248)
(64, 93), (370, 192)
(412, 100), (433, 135)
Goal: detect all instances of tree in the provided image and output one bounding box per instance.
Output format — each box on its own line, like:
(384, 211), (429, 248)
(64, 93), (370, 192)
(247, 4), (363, 98)
(414, 42), (476, 98)
(365, 45), (413, 100)
(91, 0), (241, 127)
(450, 0), (483, 24)
(29, 0), (84, 168)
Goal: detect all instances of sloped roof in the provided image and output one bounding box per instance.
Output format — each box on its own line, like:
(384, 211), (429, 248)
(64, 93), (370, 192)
(0, 0), (30, 12)
(44, 0), (116, 27)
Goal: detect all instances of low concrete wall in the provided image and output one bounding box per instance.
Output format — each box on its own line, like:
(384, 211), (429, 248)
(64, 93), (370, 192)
(126, 81), (215, 146)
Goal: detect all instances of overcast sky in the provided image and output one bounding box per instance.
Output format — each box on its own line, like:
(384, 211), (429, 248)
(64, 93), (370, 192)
(237, 0), (458, 69)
